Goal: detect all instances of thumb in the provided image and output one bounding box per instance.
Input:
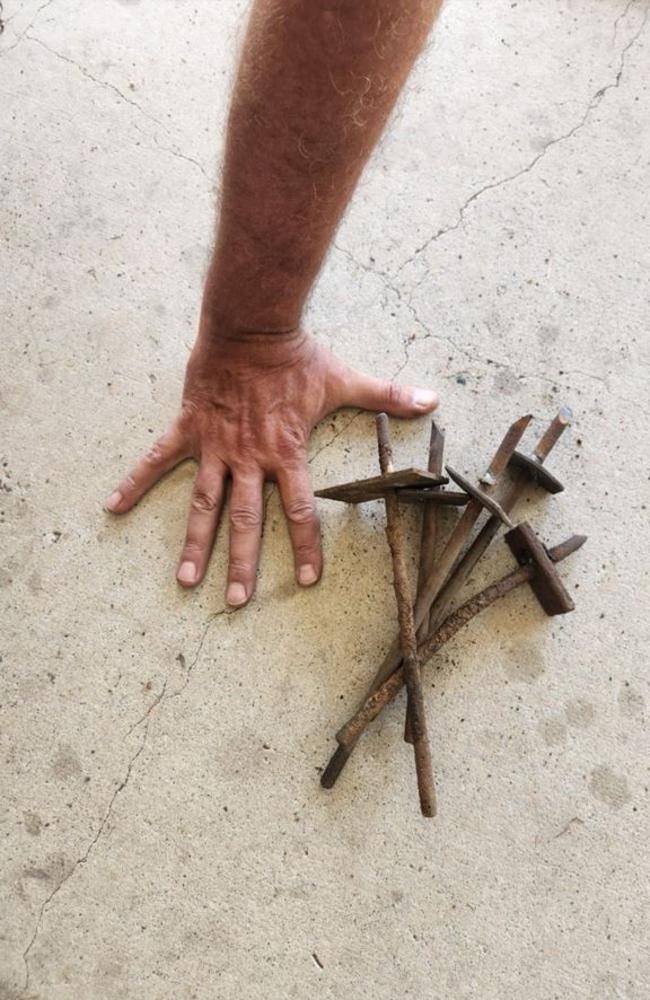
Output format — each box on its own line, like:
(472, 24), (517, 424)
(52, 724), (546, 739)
(340, 368), (439, 419)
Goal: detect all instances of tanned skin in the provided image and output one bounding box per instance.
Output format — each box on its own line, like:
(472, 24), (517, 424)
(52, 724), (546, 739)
(106, 1), (443, 607)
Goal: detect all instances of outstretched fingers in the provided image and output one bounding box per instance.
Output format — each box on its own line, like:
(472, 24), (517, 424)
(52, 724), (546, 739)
(276, 463), (322, 587)
(226, 468), (265, 607)
(338, 367), (438, 419)
(105, 424), (190, 514)
(177, 460), (227, 587)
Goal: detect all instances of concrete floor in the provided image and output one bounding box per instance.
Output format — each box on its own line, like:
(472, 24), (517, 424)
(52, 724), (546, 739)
(1, 0), (649, 997)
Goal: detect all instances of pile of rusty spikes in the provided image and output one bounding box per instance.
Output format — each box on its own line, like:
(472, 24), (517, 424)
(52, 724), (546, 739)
(315, 408), (586, 818)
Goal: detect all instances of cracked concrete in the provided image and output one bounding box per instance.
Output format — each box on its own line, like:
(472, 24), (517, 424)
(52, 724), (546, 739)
(20, 695), (159, 996)
(25, 33), (164, 125)
(1, 1), (649, 998)
(19, 601), (230, 995)
(397, 1), (649, 273)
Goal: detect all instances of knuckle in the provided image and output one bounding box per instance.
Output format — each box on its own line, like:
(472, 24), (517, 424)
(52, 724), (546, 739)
(143, 442), (165, 466)
(237, 425), (257, 453)
(385, 381), (403, 408)
(276, 427), (306, 459)
(124, 474), (137, 492)
(294, 539), (320, 557)
(285, 497), (318, 525)
(230, 505), (262, 533)
(228, 557), (254, 577)
(182, 539), (204, 557)
(179, 400), (199, 425)
(191, 489), (220, 514)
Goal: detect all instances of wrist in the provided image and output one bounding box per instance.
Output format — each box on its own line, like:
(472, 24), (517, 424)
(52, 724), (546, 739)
(201, 258), (304, 340)
(191, 314), (310, 372)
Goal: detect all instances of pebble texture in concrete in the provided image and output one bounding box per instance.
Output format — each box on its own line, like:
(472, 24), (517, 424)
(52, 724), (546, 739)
(1, 1), (649, 997)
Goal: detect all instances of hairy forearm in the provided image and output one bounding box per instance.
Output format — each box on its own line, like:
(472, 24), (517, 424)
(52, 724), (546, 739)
(204, 0), (442, 335)
(107, 1), (441, 605)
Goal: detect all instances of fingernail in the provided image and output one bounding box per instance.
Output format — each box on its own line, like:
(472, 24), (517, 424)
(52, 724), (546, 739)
(226, 582), (247, 606)
(177, 561), (197, 585)
(298, 564), (318, 586)
(412, 389), (438, 409)
(104, 490), (123, 512)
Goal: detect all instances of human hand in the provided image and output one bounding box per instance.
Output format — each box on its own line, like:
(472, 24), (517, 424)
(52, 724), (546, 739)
(105, 325), (438, 607)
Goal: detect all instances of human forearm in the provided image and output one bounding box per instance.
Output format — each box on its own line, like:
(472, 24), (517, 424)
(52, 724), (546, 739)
(107, 0), (441, 607)
(204, 0), (442, 335)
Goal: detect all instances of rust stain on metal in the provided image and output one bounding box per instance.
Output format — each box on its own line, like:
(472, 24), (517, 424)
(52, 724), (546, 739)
(315, 467), (447, 503)
(317, 409), (586, 814)
(376, 414), (436, 817)
(335, 535), (586, 750)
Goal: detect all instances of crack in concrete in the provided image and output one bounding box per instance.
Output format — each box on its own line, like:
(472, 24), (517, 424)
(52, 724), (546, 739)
(336, 151), (639, 402)
(0, 0), (54, 55)
(333, 240), (396, 299)
(25, 33), (164, 127)
(434, 360), (646, 417)
(151, 139), (210, 181)
(403, 298), (476, 365)
(133, 122), (210, 182)
(613, 0), (637, 45)
(334, 241), (470, 371)
(124, 679), (168, 737)
(333, 241), (387, 281)
(20, 601), (229, 995)
(553, 367), (607, 386)
(21, 679), (167, 995)
(7, 29), (210, 183)
(398, 3), (649, 273)
(170, 609), (227, 699)
(395, 294), (634, 408)
(333, 243), (427, 374)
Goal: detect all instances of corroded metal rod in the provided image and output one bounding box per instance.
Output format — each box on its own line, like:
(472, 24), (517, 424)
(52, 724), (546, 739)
(416, 408), (573, 660)
(406, 420), (445, 743)
(322, 409), (572, 787)
(366, 414), (532, 697)
(376, 414), (436, 817)
(334, 534), (586, 751)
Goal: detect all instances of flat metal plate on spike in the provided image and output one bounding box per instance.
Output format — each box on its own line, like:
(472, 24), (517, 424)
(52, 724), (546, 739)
(395, 488), (468, 506)
(315, 468), (447, 504)
(445, 466), (513, 526)
(505, 521), (575, 615)
(509, 451), (565, 494)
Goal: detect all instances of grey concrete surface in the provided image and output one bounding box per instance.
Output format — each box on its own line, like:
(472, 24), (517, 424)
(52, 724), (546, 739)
(1, 0), (649, 997)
